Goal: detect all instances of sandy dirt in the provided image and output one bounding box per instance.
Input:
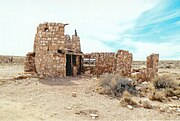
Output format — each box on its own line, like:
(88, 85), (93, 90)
(0, 63), (180, 121)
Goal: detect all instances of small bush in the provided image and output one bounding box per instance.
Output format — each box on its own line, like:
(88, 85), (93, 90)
(165, 87), (180, 98)
(120, 91), (138, 107)
(148, 90), (166, 102)
(96, 74), (137, 97)
(153, 75), (177, 89)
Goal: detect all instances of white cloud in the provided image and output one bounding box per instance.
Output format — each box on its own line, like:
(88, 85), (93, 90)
(117, 39), (180, 60)
(0, 0), (159, 57)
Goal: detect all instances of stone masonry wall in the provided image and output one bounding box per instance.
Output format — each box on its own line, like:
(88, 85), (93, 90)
(146, 54), (159, 79)
(95, 52), (116, 75)
(84, 50), (133, 76)
(131, 53), (159, 81)
(83, 52), (115, 75)
(34, 23), (66, 77)
(24, 52), (36, 74)
(25, 22), (82, 77)
(116, 50), (133, 77)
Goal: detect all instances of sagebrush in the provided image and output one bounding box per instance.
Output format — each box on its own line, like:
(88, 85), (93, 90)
(96, 74), (137, 97)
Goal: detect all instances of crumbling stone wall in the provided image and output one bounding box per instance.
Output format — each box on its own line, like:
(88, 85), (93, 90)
(116, 50), (133, 77)
(83, 52), (115, 75)
(24, 52), (36, 74)
(131, 53), (159, 81)
(95, 52), (116, 75)
(83, 50), (132, 76)
(34, 23), (66, 77)
(146, 54), (159, 79)
(25, 22), (82, 77)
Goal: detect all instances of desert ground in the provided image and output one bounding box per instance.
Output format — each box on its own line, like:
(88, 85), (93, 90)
(0, 56), (180, 121)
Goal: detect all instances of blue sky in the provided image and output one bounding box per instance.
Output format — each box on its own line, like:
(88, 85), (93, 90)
(0, 0), (179, 60)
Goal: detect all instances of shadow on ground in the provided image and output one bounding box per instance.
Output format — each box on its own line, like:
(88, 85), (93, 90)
(38, 76), (81, 86)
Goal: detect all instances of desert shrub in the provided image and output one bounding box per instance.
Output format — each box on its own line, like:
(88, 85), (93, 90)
(120, 91), (138, 107)
(96, 74), (137, 97)
(165, 87), (180, 98)
(153, 75), (177, 89)
(148, 90), (166, 102)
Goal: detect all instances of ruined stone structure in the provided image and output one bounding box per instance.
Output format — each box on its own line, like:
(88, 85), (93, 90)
(24, 52), (36, 74)
(25, 22), (159, 79)
(146, 54), (159, 79)
(116, 50), (133, 77)
(83, 50), (132, 77)
(132, 53), (159, 81)
(25, 22), (82, 77)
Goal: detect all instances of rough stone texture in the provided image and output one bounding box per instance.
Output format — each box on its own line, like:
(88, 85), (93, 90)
(24, 52), (36, 74)
(83, 50), (132, 76)
(132, 53), (159, 81)
(83, 52), (116, 75)
(116, 50), (133, 77)
(25, 22), (82, 77)
(146, 54), (159, 79)
(95, 52), (116, 75)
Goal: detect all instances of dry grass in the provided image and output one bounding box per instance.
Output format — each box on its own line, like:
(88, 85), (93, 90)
(96, 74), (137, 97)
(119, 91), (138, 107)
(152, 74), (177, 89)
(148, 90), (166, 102)
(165, 87), (180, 98)
(148, 74), (180, 101)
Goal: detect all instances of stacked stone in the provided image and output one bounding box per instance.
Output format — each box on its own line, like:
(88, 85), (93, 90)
(34, 22), (66, 77)
(95, 52), (115, 75)
(65, 34), (73, 50)
(146, 54), (159, 79)
(24, 52), (36, 74)
(34, 23), (65, 52)
(72, 35), (81, 52)
(116, 50), (133, 77)
(89, 53), (100, 59)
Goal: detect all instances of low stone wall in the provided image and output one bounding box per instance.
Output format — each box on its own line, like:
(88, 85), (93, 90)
(83, 50), (133, 76)
(24, 52), (36, 74)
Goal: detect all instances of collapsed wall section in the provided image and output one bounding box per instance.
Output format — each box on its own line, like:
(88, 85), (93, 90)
(146, 54), (159, 79)
(24, 52), (36, 74)
(132, 53), (159, 81)
(83, 52), (116, 75)
(96, 52), (116, 75)
(83, 50), (133, 77)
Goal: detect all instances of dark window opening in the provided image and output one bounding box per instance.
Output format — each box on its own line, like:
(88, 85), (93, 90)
(66, 54), (72, 76)
(83, 58), (96, 67)
(44, 27), (49, 32)
(57, 50), (62, 53)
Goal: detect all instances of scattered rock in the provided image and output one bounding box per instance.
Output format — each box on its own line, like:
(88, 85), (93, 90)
(159, 106), (166, 112)
(142, 81), (148, 85)
(14, 75), (29, 80)
(171, 96), (178, 100)
(90, 113), (98, 119)
(127, 105), (133, 110)
(72, 92), (77, 97)
(38, 75), (44, 79)
(75, 109), (98, 117)
(66, 106), (72, 110)
(140, 99), (152, 109)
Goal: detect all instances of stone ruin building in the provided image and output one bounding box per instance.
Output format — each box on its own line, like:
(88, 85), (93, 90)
(24, 22), (82, 77)
(24, 22), (159, 80)
(132, 54), (159, 81)
(83, 50), (133, 77)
